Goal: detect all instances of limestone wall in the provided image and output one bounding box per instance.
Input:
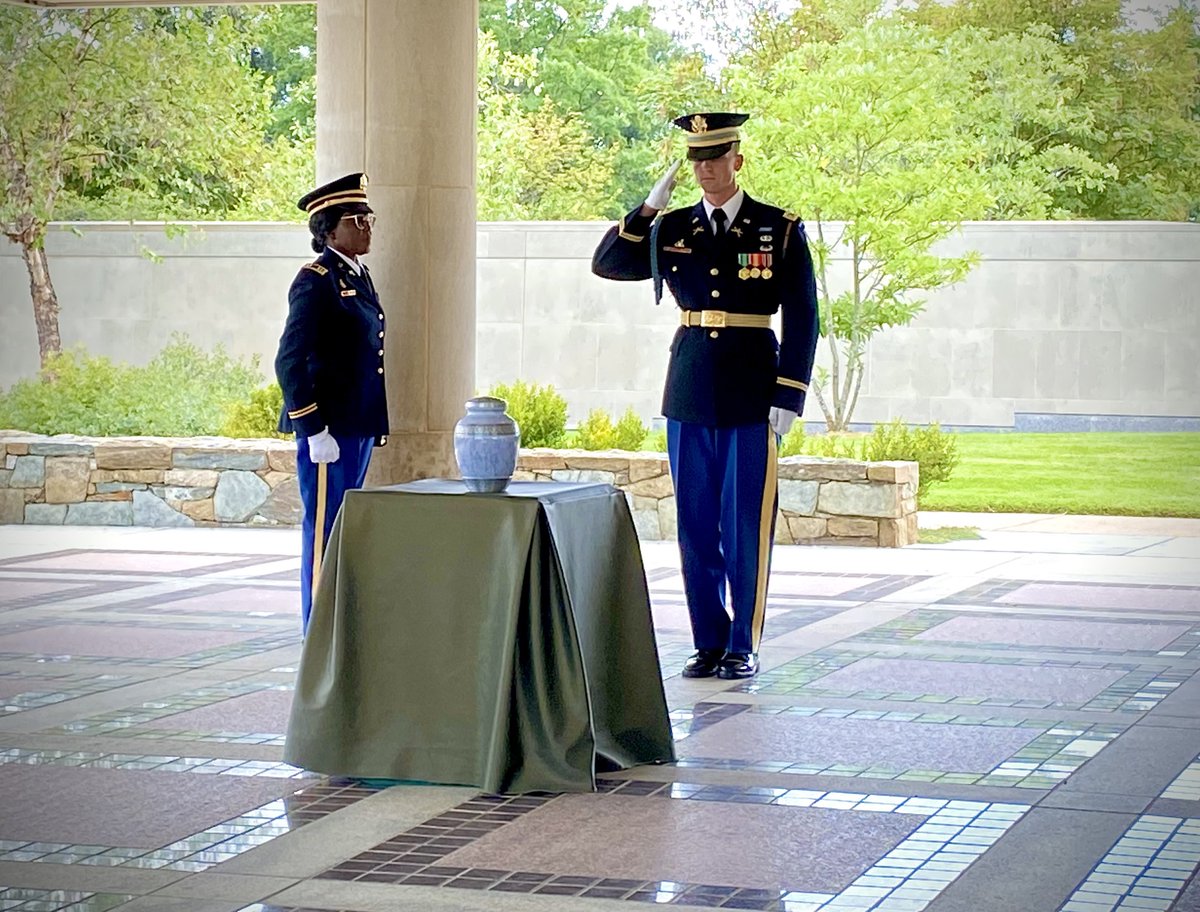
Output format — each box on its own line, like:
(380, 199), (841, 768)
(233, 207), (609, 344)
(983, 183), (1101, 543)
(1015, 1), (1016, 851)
(2, 220), (1197, 431)
(0, 433), (918, 546)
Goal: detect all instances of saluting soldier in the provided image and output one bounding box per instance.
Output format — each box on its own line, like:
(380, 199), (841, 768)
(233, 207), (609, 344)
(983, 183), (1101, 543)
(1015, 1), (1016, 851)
(275, 172), (389, 632)
(592, 113), (819, 679)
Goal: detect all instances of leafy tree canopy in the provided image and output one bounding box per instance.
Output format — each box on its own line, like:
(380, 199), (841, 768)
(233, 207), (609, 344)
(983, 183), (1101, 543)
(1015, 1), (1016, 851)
(727, 14), (1109, 428)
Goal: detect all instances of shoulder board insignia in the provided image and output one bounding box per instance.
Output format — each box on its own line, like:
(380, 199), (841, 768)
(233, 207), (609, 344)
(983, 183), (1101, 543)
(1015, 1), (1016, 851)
(302, 262), (328, 275)
(783, 211), (800, 222)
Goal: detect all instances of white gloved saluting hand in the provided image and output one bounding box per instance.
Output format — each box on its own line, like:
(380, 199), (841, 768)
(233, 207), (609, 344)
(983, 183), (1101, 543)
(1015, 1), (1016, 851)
(307, 427), (341, 464)
(645, 159), (683, 212)
(769, 407), (799, 438)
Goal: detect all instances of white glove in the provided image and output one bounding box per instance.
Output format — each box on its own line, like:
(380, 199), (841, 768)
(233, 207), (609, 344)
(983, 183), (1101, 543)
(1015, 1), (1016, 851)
(645, 159), (683, 211)
(769, 407), (799, 437)
(307, 427), (340, 464)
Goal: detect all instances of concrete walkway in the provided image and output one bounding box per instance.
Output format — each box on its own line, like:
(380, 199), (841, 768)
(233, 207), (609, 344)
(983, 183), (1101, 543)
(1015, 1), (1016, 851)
(0, 515), (1196, 912)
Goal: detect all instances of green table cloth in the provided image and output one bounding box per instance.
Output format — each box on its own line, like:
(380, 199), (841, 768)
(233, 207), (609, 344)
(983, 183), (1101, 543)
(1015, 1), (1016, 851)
(284, 479), (676, 794)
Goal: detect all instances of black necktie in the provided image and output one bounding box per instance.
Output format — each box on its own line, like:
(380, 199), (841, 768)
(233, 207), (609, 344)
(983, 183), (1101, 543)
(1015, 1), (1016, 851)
(712, 208), (726, 242)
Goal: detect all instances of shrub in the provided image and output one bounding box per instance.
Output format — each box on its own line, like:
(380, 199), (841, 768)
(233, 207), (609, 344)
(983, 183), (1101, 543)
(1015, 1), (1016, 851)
(575, 408), (616, 450)
(778, 421), (806, 457)
(573, 407), (649, 451)
(862, 419), (959, 498)
(642, 428), (668, 452)
(486, 380), (568, 448)
(804, 433), (863, 459)
(0, 335), (262, 436)
(220, 382), (290, 439)
(613, 407), (649, 451)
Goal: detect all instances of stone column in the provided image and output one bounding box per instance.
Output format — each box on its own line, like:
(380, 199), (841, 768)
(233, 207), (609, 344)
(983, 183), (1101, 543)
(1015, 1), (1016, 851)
(316, 0), (476, 482)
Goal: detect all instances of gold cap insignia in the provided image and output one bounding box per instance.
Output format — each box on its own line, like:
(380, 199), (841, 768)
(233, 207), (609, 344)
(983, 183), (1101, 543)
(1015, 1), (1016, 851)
(360, 174), (369, 190)
(690, 114), (708, 133)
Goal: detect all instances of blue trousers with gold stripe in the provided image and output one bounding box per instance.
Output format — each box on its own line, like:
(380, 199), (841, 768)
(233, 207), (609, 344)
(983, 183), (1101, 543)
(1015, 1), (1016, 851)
(297, 433), (374, 633)
(667, 420), (779, 655)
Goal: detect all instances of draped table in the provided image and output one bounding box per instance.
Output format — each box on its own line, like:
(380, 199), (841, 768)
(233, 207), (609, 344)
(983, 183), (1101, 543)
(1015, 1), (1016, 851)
(284, 479), (675, 793)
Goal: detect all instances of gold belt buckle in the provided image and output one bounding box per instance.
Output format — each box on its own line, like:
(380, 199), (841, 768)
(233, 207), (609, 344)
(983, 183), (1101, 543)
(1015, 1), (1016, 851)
(700, 310), (726, 328)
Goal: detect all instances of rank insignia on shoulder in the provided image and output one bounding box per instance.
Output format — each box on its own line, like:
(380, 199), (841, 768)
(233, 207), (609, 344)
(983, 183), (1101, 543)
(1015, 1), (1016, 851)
(783, 211), (800, 222)
(302, 262), (328, 275)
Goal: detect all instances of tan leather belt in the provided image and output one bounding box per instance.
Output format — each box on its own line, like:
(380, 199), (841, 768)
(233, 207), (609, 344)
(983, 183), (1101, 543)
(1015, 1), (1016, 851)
(680, 310), (772, 329)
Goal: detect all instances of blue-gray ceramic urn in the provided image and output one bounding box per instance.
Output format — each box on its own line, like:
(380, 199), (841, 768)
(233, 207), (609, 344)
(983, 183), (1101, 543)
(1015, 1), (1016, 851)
(453, 396), (521, 493)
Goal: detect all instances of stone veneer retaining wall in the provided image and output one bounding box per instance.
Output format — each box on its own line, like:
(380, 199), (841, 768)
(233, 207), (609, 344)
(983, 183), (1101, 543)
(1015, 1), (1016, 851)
(0, 433), (918, 547)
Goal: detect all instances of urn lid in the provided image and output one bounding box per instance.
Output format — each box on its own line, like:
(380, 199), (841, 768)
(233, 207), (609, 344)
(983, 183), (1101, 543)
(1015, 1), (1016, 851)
(465, 396), (507, 411)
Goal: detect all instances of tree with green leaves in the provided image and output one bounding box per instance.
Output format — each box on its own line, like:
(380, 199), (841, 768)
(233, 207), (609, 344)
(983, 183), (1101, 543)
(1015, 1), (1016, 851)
(908, 0), (1200, 220)
(479, 0), (718, 216)
(0, 7), (308, 368)
(477, 32), (616, 220)
(727, 16), (1107, 430)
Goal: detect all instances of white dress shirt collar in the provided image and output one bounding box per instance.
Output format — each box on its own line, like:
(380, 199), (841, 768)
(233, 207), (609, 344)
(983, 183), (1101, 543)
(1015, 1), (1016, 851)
(327, 245), (363, 276)
(702, 188), (745, 232)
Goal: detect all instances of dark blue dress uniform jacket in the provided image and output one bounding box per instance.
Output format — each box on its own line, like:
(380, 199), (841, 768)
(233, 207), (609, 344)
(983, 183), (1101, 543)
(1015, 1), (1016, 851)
(274, 247), (390, 442)
(592, 195), (819, 427)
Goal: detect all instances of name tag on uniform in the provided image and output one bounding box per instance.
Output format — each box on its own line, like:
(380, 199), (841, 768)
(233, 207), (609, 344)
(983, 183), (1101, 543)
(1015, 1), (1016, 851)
(340, 289), (357, 297)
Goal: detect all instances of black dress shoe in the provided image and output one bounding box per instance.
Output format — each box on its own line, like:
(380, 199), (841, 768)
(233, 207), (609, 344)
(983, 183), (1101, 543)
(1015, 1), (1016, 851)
(717, 652), (759, 679)
(681, 649), (725, 678)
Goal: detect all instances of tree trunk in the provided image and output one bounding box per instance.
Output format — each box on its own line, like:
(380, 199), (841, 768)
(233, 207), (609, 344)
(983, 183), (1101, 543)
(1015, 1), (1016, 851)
(20, 241), (61, 369)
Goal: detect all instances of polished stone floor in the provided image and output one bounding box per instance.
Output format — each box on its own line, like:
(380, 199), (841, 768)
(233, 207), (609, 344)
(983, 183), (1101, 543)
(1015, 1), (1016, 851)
(0, 514), (1198, 912)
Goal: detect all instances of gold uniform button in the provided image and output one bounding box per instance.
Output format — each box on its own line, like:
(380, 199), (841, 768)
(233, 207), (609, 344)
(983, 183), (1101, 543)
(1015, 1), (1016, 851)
(671, 266), (678, 272)
(711, 290), (720, 298)
(378, 313), (384, 321)
(710, 268), (719, 276)
(378, 331), (384, 339)
(709, 331), (719, 339)
(377, 367), (384, 374)
(378, 349), (384, 356)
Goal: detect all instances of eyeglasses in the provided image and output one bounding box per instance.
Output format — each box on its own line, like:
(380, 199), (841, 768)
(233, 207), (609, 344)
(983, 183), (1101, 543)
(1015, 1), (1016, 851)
(339, 213), (376, 230)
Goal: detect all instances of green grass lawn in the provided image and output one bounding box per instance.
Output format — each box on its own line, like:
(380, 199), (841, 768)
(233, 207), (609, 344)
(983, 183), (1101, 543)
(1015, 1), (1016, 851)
(918, 432), (1200, 517)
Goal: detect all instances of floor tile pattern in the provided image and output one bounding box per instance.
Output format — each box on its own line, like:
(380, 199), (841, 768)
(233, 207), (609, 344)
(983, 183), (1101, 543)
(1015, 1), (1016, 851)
(0, 780), (372, 872)
(737, 649), (1190, 713)
(1, 524), (1197, 912)
(942, 579), (1200, 614)
(850, 609), (1200, 658)
(1059, 816), (1200, 912)
(0, 549), (284, 577)
(0, 670), (134, 714)
(54, 679), (294, 744)
(0, 577), (136, 611)
(0, 887), (132, 911)
(671, 703), (1125, 788)
(0, 625), (297, 668)
(1162, 757), (1200, 802)
(319, 779), (1028, 910)
(89, 583), (301, 617)
(0, 747), (309, 778)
